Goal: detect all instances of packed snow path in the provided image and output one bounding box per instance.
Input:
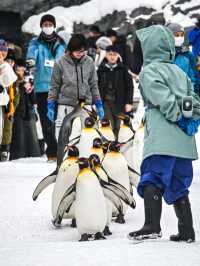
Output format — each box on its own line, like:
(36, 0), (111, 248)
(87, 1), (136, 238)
(0, 155), (200, 266)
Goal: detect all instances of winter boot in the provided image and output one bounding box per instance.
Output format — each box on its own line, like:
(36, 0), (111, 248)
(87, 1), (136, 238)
(128, 185), (162, 240)
(170, 196), (195, 243)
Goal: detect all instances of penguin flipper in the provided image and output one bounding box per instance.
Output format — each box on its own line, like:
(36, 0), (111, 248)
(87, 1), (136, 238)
(55, 184), (76, 224)
(32, 169), (58, 201)
(101, 167), (136, 207)
(102, 186), (123, 214)
(101, 179), (136, 209)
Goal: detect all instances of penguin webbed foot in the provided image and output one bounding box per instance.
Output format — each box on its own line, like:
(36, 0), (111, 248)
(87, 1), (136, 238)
(52, 215), (62, 228)
(103, 226), (112, 236)
(94, 232), (106, 240)
(115, 213), (125, 224)
(79, 233), (90, 241)
(71, 218), (77, 228)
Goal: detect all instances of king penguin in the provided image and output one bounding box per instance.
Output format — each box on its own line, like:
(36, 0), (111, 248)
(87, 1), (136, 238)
(52, 146), (79, 227)
(75, 157), (107, 241)
(89, 138), (104, 161)
(98, 118), (115, 141)
(102, 141), (131, 223)
(77, 117), (100, 158)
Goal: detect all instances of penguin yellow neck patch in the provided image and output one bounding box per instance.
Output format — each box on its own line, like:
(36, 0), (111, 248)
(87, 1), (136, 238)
(78, 168), (93, 179)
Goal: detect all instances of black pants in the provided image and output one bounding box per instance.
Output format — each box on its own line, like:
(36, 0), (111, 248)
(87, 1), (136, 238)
(36, 92), (57, 157)
(104, 100), (121, 138)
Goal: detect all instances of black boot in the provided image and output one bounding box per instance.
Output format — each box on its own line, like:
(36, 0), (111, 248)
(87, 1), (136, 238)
(128, 185), (162, 240)
(170, 196), (195, 243)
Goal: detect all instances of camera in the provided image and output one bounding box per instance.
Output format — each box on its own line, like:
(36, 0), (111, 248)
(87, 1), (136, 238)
(182, 96), (193, 118)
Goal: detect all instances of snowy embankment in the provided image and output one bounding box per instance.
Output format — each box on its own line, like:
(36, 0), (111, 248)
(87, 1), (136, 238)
(22, 0), (199, 35)
(0, 134), (200, 265)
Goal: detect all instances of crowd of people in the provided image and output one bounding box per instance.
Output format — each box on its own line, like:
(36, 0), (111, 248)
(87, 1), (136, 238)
(1, 13), (200, 242)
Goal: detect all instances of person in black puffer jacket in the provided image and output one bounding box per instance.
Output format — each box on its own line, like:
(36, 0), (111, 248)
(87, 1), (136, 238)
(97, 45), (134, 137)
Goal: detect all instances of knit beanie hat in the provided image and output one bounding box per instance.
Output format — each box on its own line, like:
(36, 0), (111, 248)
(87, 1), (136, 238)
(40, 14), (56, 28)
(67, 34), (87, 52)
(0, 39), (8, 52)
(106, 45), (119, 53)
(166, 22), (184, 33)
(96, 36), (112, 50)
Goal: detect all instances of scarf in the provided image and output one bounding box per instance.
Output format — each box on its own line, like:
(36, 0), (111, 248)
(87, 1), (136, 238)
(38, 31), (59, 57)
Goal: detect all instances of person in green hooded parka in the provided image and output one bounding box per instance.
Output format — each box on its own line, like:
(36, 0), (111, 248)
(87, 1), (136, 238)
(128, 25), (200, 243)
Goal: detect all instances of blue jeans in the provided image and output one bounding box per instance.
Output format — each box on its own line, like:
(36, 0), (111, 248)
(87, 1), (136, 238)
(137, 155), (193, 204)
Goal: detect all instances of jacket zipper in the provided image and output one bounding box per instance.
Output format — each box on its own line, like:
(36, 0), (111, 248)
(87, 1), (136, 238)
(75, 64), (80, 100)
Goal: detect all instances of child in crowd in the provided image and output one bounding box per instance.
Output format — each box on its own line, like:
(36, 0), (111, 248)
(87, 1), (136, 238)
(97, 45), (133, 138)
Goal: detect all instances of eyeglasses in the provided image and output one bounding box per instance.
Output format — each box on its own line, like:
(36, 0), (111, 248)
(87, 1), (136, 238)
(73, 49), (85, 54)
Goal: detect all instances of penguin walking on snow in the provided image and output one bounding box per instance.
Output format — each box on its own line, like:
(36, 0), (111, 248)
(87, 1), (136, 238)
(118, 115), (140, 187)
(51, 146), (79, 227)
(88, 154), (136, 235)
(102, 141), (133, 223)
(75, 158), (107, 241)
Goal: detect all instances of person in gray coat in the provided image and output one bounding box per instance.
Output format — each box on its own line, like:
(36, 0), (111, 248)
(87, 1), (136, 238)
(47, 34), (104, 138)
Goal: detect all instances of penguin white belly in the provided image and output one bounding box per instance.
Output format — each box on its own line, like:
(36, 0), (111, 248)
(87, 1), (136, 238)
(102, 153), (130, 215)
(75, 170), (107, 235)
(99, 127), (115, 141)
(52, 159), (79, 219)
(131, 127), (144, 187)
(78, 129), (100, 157)
(95, 167), (112, 226)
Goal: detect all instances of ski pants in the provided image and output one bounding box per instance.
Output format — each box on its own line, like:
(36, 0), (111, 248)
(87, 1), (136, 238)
(137, 155), (193, 205)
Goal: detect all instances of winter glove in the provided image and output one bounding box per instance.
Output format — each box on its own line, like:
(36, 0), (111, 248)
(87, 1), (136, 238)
(47, 100), (55, 122)
(95, 98), (104, 120)
(177, 116), (200, 136)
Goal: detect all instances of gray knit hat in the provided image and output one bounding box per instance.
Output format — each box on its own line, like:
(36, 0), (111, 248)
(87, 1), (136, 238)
(166, 22), (184, 33)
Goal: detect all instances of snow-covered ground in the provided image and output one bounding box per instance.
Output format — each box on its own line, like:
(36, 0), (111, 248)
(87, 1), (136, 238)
(0, 143), (200, 265)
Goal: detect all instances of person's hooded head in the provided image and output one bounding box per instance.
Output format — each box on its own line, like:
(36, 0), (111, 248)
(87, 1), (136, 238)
(96, 36), (112, 51)
(166, 22), (185, 47)
(40, 14), (56, 36)
(67, 34), (87, 59)
(136, 25), (175, 66)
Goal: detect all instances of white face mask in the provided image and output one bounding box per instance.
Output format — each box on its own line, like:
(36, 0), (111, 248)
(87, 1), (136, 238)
(174, 36), (184, 47)
(42, 27), (55, 35)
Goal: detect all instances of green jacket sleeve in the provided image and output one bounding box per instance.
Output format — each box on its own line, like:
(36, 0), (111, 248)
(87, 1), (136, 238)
(140, 65), (181, 122)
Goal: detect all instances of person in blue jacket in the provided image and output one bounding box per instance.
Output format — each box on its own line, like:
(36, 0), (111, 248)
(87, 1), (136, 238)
(188, 18), (200, 95)
(167, 22), (199, 92)
(188, 18), (200, 57)
(26, 14), (65, 161)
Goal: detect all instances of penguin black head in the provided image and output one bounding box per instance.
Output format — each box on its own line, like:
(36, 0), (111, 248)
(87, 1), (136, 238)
(84, 117), (95, 128)
(100, 118), (110, 127)
(123, 115), (131, 126)
(109, 141), (121, 152)
(93, 138), (103, 148)
(89, 154), (101, 167)
(78, 157), (89, 169)
(78, 98), (86, 108)
(102, 141), (110, 154)
(68, 146), (79, 157)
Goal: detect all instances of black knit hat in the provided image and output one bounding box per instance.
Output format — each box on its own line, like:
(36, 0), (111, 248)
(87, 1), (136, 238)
(67, 34), (87, 52)
(106, 45), (119, 53)
(40, 14), (56, 28)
